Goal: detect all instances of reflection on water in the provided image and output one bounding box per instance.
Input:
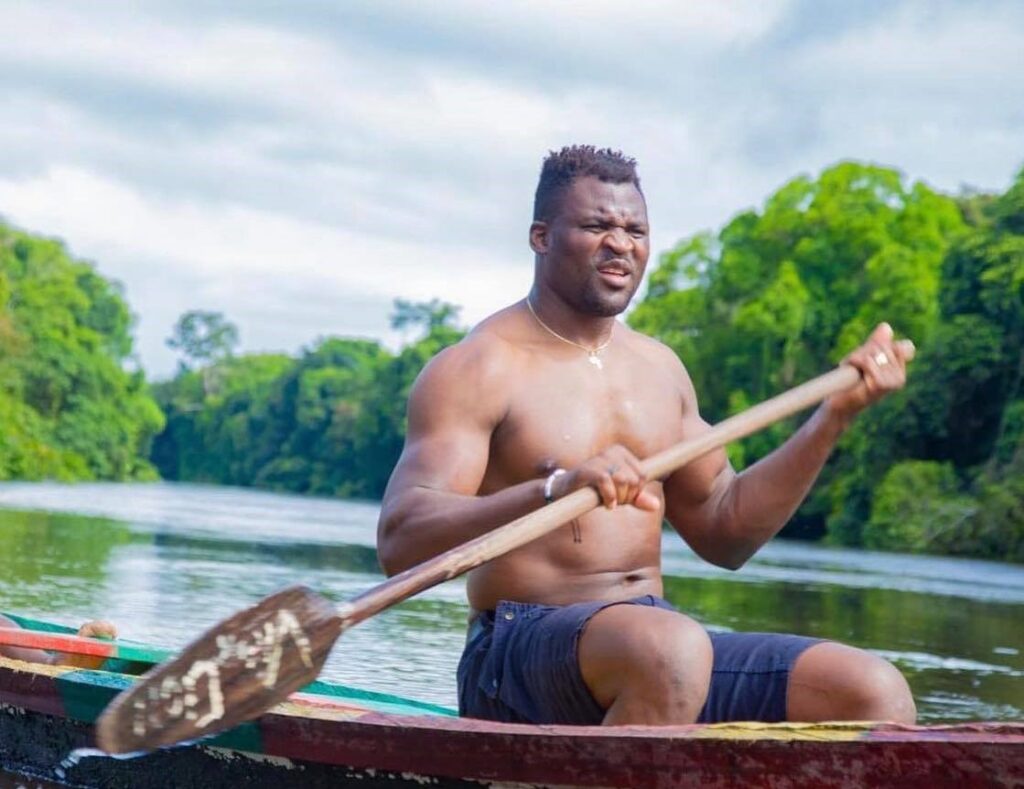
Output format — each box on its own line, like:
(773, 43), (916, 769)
(0, 481), (1022, 722)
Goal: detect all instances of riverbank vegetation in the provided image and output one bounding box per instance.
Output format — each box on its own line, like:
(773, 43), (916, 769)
(0, 224), (163, 480)
(151, 300), (463, 500)
(2, 160), (1022, 561)
(632, 162), (1024, 560)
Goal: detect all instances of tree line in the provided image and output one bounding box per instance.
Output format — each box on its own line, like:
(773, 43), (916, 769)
(632, 162), (1024, 559)
(1, 160), (1022, 560)
(0, 224), (163, 480)
(150, 300), (462, 500)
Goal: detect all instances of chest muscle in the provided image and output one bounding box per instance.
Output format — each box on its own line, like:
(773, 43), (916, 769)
(485, 356), (684, 486)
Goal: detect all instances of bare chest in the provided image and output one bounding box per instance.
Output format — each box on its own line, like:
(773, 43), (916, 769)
(485, 350), (685, 485)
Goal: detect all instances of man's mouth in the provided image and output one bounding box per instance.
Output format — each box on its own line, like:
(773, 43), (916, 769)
(596, 259), (632, 287)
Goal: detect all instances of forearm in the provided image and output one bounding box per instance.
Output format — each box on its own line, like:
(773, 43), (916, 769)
(690, 403), (849, 568)
(377, 477), (549, 575)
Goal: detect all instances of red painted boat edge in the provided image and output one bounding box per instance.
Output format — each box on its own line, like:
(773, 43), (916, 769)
(3, 654), (1024, 788)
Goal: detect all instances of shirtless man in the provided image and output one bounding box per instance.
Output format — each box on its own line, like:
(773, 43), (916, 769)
(377, 146), (916, 726)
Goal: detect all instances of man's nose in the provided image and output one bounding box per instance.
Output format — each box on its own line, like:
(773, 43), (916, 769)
(603, 227), (631, 254)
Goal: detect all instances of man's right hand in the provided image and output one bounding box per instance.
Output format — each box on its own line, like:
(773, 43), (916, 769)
(553, 445), (661, 511)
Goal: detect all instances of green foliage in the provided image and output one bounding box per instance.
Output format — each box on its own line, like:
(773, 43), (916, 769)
(167, 310), (239, 369)
(632, 160), (1024, 558)
(863, 461), (975, 552)
(634, 163), (964, 429)
(967, 470), (1024, 562)
(151, 353), (295, 484)
(151, 300), (465, 499)
(0, 220), (164, 480)
(867, 432), (1024, 563)
(391, 298), (461, 333)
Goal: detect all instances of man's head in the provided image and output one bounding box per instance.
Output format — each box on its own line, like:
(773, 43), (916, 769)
(533, 145), (642, 223)
(530, 145), (649, 317)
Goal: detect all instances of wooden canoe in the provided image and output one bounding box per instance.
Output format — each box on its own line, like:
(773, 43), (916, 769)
(1, 615), (1022, 788)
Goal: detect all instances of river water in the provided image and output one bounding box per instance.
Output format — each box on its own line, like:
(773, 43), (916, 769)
(0, 481), (1022, 723)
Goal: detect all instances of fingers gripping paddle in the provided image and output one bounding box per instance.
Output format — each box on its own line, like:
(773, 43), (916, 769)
(95, 349), (913, 754)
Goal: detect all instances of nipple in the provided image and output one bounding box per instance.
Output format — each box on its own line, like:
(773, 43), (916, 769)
(537, 457), (559, 475)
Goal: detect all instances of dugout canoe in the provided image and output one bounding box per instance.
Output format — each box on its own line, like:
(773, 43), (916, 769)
(0, 615), (1022, 788)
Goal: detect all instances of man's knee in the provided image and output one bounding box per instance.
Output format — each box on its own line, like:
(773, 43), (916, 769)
(789, 643), (916, 724)
(847, 654), (917, 724)
(578, 605), (712, 722)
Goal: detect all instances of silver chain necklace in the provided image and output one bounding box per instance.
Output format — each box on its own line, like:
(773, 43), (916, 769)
(525, 297), (612, 370)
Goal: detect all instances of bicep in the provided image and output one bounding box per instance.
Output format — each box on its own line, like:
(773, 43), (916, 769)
(387, 421), (492, 501)
(383, 349), (502, 504)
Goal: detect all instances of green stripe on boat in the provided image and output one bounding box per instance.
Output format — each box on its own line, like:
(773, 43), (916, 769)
(6, 612), (457, 719)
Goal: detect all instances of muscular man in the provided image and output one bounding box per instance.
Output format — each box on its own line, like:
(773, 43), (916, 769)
(377, 146), (916, 726)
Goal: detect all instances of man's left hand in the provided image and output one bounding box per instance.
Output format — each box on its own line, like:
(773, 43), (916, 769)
(826, 322), (914, 424)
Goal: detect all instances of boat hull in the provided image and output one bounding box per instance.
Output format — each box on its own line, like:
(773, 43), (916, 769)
(1, 642), (1023, 788)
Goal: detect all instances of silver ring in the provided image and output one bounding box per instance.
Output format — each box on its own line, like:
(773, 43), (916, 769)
(607, 464), (619, 475)
(873, 351), (890, 367)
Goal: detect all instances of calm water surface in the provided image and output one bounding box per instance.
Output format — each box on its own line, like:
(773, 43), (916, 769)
(1, 481), (1022, 723)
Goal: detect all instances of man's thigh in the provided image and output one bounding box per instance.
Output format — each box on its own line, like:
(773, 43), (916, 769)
(460, 603), (824, 725)
(577, 602), (712, 723)
(458, 596), (676, 724)
(699, 631), (823, 723)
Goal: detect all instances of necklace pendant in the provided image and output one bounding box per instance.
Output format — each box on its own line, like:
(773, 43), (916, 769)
(588, 353), (603, 370)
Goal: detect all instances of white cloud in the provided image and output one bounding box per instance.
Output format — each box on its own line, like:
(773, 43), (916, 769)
(795, 2), (1024, 85)
(0, 0), (1021, 377)
(0, 165), (531, 374)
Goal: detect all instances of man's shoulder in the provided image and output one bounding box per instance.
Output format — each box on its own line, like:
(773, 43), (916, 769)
(420, 308), (522, 387)
(407, 309), (522, 427)
(622, 323), (686, 369)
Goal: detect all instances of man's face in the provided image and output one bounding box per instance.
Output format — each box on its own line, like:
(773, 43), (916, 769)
(534, 176), (650, 317)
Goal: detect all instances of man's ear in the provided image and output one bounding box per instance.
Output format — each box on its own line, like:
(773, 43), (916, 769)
(529, 221), (549, 254)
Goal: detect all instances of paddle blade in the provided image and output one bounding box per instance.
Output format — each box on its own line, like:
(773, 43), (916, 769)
(95, 585), (343, 754)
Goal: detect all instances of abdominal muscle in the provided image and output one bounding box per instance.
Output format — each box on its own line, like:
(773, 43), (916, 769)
(465, 502), (665, 615)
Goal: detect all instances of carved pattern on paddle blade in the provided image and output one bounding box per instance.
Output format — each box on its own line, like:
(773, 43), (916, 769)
(96, 585), (341, 754)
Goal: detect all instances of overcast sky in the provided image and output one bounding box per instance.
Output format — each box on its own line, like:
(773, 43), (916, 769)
(1, 1), (1021, 377)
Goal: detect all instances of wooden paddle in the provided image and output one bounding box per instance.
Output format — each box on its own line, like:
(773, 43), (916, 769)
(95, 349), (912, 754)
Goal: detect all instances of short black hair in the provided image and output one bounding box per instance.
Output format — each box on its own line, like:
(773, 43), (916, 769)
(533, 145), (642, 221)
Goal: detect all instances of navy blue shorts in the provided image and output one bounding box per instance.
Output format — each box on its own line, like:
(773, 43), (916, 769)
(457, 595), (822, 724)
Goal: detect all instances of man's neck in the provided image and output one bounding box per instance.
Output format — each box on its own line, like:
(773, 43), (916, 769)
(526, 289), (617, 350)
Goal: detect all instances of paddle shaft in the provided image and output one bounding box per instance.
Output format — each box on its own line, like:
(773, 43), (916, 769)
(339, 364), (865, 629)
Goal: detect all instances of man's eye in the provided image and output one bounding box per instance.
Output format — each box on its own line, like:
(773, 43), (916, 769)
(630, 229), (648, 238)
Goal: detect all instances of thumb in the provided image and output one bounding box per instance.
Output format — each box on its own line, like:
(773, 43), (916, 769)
(634, 490), (661, 512)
